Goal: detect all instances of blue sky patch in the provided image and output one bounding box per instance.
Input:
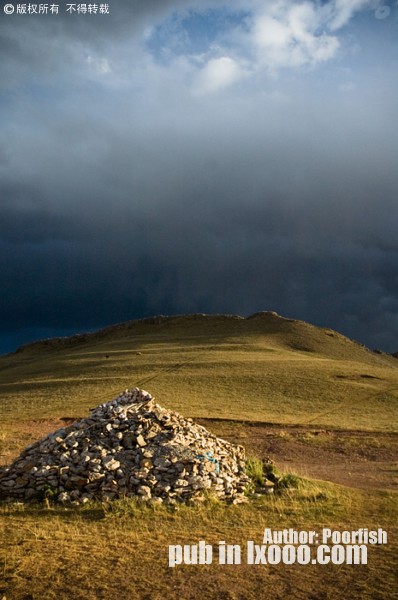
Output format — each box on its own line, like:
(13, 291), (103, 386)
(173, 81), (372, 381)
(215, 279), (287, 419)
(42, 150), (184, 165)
(146, 8), (251, 63)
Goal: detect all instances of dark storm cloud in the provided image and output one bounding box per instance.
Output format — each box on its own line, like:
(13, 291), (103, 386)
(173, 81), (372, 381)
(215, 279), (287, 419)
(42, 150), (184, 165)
(1, 0), (398, 354)
(0, 0), (193, 91)
(0, 0), (188, 53)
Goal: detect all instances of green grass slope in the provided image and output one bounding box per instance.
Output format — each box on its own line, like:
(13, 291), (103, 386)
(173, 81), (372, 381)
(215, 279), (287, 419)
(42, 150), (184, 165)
(1, 312), (397, 600)
(1, 312), (397, 431)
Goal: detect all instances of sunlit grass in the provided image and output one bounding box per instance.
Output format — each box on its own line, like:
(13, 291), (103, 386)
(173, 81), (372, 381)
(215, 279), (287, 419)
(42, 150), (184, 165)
(1, 326), (397, 430)
(1, 481), (397, 599)
(1, 315), (398, 598)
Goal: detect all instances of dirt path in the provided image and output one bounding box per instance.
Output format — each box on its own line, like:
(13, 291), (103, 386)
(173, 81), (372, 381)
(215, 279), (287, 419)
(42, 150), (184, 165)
(1, 418), (397, 492)
(199, 419), (398, 492)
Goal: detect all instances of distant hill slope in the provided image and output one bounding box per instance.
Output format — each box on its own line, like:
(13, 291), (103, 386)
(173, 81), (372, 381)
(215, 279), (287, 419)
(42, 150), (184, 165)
(7, 311), (394, 364)
(1, 311), (397, 431)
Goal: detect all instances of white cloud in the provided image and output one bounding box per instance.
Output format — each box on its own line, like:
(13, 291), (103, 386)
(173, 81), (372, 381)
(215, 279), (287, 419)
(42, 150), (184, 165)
(86, 55), (111, 76)
(193, 56), (245, 94)
(327, 0), (378, 30)
(254, 16), (291, 49)
(136, 0), (384, 95)
(252, 1), (341, 70)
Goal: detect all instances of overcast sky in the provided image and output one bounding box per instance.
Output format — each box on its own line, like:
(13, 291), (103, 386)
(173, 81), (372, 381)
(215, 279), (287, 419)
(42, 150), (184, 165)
(1, 0), (398, 354)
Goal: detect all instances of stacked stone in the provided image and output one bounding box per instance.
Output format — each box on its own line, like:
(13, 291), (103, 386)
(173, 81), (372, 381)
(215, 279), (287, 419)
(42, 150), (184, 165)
(0, 388), (249, 504)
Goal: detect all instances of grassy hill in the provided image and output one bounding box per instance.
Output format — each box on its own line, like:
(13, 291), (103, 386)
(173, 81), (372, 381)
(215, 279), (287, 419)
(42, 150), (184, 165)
(1, 312), (397, 600)
(1, 311), (397, 430)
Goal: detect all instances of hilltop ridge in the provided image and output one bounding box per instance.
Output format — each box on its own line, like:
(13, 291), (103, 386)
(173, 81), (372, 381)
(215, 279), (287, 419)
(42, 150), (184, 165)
(6, 310), (395, 367)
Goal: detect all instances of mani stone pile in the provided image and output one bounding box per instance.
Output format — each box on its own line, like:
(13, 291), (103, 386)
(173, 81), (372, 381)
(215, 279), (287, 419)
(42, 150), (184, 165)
(0, 388), (250, 505)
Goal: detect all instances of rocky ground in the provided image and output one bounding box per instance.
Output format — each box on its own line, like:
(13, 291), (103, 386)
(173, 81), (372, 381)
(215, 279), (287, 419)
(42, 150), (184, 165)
(1, 412), (397, 496)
